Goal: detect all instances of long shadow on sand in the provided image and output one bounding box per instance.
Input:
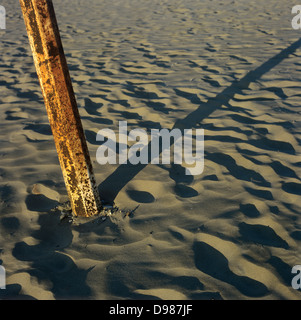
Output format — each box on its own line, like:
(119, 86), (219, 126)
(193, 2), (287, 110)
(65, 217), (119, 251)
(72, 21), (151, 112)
(98, 38), (301, 202)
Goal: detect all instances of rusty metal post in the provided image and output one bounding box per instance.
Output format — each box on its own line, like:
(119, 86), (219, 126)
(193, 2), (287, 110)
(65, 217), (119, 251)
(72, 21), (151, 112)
(19, 0), (102, 217)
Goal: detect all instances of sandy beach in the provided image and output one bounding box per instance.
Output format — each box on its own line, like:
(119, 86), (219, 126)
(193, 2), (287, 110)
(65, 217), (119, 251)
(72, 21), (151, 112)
(0, 0), (301, 300)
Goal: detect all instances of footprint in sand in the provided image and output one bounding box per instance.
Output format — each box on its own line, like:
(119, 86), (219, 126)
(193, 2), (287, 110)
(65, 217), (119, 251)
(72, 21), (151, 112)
(25, 194), (58, 212)
(126, 190), (155, 203)
(193, 241), (269, 298)
(5, 109), (29, 121)
(1, 217), (20, 235)
(238, 222), (289, 249)
(25, 184), (60, 212)
(270, 161), (300, 180)
(169, 164), (198, 198)
(240, 203), (261, 218)
(174, 184), (198, 198)
(282, 182), (301, 196)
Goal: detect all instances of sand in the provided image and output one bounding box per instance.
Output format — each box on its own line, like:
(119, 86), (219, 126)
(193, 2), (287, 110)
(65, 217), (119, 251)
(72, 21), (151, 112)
(0, 0), (301, 300)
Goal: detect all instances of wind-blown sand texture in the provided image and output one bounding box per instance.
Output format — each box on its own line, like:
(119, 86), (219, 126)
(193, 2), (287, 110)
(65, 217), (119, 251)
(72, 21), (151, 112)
(0, 0), (301, 299)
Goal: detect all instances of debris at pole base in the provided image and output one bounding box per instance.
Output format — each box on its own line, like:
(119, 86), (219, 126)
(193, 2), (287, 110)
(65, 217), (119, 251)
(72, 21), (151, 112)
(53, 199), (140, 227)
(54, 200), (121, 225)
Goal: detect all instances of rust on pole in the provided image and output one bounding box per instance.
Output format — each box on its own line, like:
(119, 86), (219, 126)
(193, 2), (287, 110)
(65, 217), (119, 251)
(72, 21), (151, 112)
(19, 0), (102, 217)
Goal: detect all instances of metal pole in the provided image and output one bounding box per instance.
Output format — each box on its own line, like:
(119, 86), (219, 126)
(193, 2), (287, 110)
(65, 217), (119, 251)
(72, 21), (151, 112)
(19, 0), (102, 217)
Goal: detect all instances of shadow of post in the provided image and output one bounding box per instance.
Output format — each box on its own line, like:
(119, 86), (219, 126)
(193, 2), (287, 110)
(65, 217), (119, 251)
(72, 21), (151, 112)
(98, 38), (301, 203)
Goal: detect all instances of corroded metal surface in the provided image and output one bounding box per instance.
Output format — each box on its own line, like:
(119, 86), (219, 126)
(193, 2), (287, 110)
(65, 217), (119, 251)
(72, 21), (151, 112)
(19, 0), (102, 217)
